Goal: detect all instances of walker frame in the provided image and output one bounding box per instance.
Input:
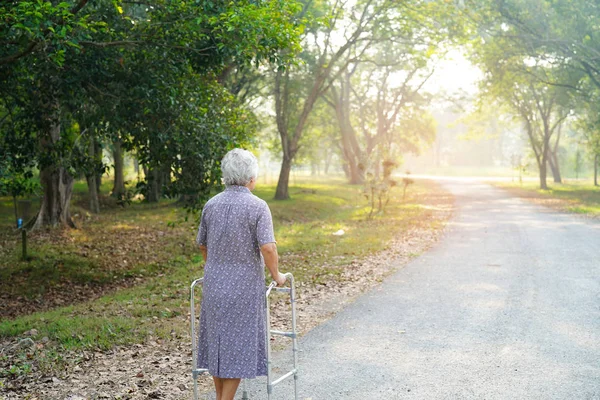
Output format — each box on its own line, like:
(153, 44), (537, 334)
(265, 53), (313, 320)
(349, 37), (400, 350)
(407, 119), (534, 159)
(190, 272), (299, 400)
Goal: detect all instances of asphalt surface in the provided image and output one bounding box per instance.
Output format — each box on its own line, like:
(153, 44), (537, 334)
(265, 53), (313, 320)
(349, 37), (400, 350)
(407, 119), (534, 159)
(241, 181), (600, 400)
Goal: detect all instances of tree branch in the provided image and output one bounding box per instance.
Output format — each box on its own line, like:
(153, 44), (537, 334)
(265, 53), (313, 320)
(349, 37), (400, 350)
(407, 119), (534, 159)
(0, 41), (38, 66)
(70, 0), (90, 15)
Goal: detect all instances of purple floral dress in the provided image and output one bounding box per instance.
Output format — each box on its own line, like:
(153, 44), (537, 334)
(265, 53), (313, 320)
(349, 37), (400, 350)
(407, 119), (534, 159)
(195, 185), (276, 378)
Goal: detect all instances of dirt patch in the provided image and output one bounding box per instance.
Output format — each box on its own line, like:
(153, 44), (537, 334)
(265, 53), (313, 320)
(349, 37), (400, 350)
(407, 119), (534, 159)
(0, 207), (195, 319)
(0, 187), (453, 400)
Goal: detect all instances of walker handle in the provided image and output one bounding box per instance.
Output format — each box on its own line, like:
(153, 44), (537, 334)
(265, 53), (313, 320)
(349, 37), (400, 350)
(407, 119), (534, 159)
(266, 272), (293, 297)
(266, 281), (278, 296)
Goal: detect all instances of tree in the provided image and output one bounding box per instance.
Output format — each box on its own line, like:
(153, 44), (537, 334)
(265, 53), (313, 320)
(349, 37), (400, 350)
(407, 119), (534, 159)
(272, 0), (464, 197)
(464, 0), (600, 183)
(487, 70), (570, 190)
(272, 0), (387, 199)
(575, 101), (600, 186)
(0, 0), (302, 227)
(469, 5), (575, 189)
(326, 45), (437, 183)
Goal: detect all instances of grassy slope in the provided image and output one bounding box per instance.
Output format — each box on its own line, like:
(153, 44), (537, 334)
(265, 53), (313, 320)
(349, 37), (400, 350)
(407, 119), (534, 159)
(494, 180), (600, 217)
(0, 178), (447, 377)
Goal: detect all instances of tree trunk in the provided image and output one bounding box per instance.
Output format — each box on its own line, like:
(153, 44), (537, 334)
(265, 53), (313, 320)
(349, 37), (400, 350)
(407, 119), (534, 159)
(33, 97), (75, 229)
(347, 158), (362, 184)
(333, 82), (364, 184)
(87, 140), (100, 213)
(539, 160), (548, 190)
(145, 166), (161, 202)
(161, 164), (171, 190)
(13, 195), (18, 228)
(112, 139), (126, 199)
(341, 162), (350, 179)
(94, 139), (102, 195)
(86, 175), (100, 213)
(595, 154), (599, 186)
(133, 155), (140, 180)
(548, 151), (562, 183)
(324, 151), (332, 175)
(275, 156), (292, 200)
(539, 138), (549, 190)
(548, 122), (562, 183)
(34, 164), (75, 228)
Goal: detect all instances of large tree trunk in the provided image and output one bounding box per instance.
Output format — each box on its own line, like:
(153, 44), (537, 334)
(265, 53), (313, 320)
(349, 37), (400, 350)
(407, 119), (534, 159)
(347, 156), (362, 184)
(86, 140), (100, 213)
(112, 139), (126, 199)
(32, 97), (75, 229)
(275, 156), (292, 200)
(332, 75), (364, 185)
(34, 166), (75, 228)
(341, 162), (350, 179)
(145, 166), (161, 202)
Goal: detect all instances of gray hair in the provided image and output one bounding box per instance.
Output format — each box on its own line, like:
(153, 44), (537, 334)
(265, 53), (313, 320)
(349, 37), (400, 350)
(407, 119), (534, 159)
(221, 148), (259, 186)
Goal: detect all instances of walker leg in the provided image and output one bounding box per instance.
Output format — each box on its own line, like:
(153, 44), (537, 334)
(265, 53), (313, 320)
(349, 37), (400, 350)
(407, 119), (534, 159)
(290, 275), (299, 400)
(265, 274), (299, 400)
(190, 279), (203, 400)
(241, 380), (249, 400)
(266, 292), (273, 400)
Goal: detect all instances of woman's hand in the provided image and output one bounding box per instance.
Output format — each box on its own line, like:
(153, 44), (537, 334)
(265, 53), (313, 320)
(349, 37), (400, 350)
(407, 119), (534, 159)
(274, 272), (287, 286)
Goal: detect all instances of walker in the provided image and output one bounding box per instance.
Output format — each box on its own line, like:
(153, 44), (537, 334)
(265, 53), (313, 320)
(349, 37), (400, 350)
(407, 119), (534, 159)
(190, 272), (299, 400)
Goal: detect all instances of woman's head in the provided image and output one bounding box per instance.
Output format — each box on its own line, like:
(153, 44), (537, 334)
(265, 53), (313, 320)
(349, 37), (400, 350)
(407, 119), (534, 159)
(221, 148), (259, 187)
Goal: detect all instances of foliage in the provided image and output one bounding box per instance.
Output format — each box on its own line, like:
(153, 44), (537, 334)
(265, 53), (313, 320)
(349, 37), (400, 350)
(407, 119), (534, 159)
(0, 0), (303, 226)
(464, 0), (600, 183)
(362, 160), (398, 219)
(0, 127), (40, 225)
(0, 169), (39, 200)
(467, 2), (578, 189)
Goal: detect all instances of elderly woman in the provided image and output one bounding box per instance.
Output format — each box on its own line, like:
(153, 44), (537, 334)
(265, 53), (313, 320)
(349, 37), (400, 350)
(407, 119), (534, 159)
(196, 148), (286, 400)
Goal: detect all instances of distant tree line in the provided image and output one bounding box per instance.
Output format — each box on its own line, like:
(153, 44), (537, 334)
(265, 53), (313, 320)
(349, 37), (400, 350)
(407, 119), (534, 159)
(464, 0), (600, 189)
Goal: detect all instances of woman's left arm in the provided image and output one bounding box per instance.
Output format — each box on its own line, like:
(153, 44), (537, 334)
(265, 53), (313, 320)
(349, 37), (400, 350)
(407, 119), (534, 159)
(199, 245), (207, 262)
(196, 207), (208, 262)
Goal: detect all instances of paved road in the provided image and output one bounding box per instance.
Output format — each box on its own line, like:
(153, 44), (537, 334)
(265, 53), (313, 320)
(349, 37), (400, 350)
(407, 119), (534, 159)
(243, 181), (600, 399)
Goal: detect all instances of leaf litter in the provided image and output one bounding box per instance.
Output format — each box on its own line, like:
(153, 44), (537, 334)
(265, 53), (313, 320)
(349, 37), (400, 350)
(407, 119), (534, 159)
(0, 188), (453, 399)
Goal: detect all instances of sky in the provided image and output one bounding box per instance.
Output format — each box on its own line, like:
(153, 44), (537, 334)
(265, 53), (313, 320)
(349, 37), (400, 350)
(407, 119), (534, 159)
(423, 49), (483, 96)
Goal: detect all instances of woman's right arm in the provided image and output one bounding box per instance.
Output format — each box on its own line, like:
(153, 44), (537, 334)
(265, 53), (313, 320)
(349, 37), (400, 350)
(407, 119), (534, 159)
(260, 243), (286, 286)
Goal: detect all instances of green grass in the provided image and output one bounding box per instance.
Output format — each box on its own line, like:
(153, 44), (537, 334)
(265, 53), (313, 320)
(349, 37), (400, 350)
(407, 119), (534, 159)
(495, 180), (600, 216)
(0, 178), (448, 376)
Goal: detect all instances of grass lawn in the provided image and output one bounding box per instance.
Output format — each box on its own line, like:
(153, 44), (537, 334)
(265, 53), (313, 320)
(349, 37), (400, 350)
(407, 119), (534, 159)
(0, 177), (448, 379)
(494, 179), (600, 217)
